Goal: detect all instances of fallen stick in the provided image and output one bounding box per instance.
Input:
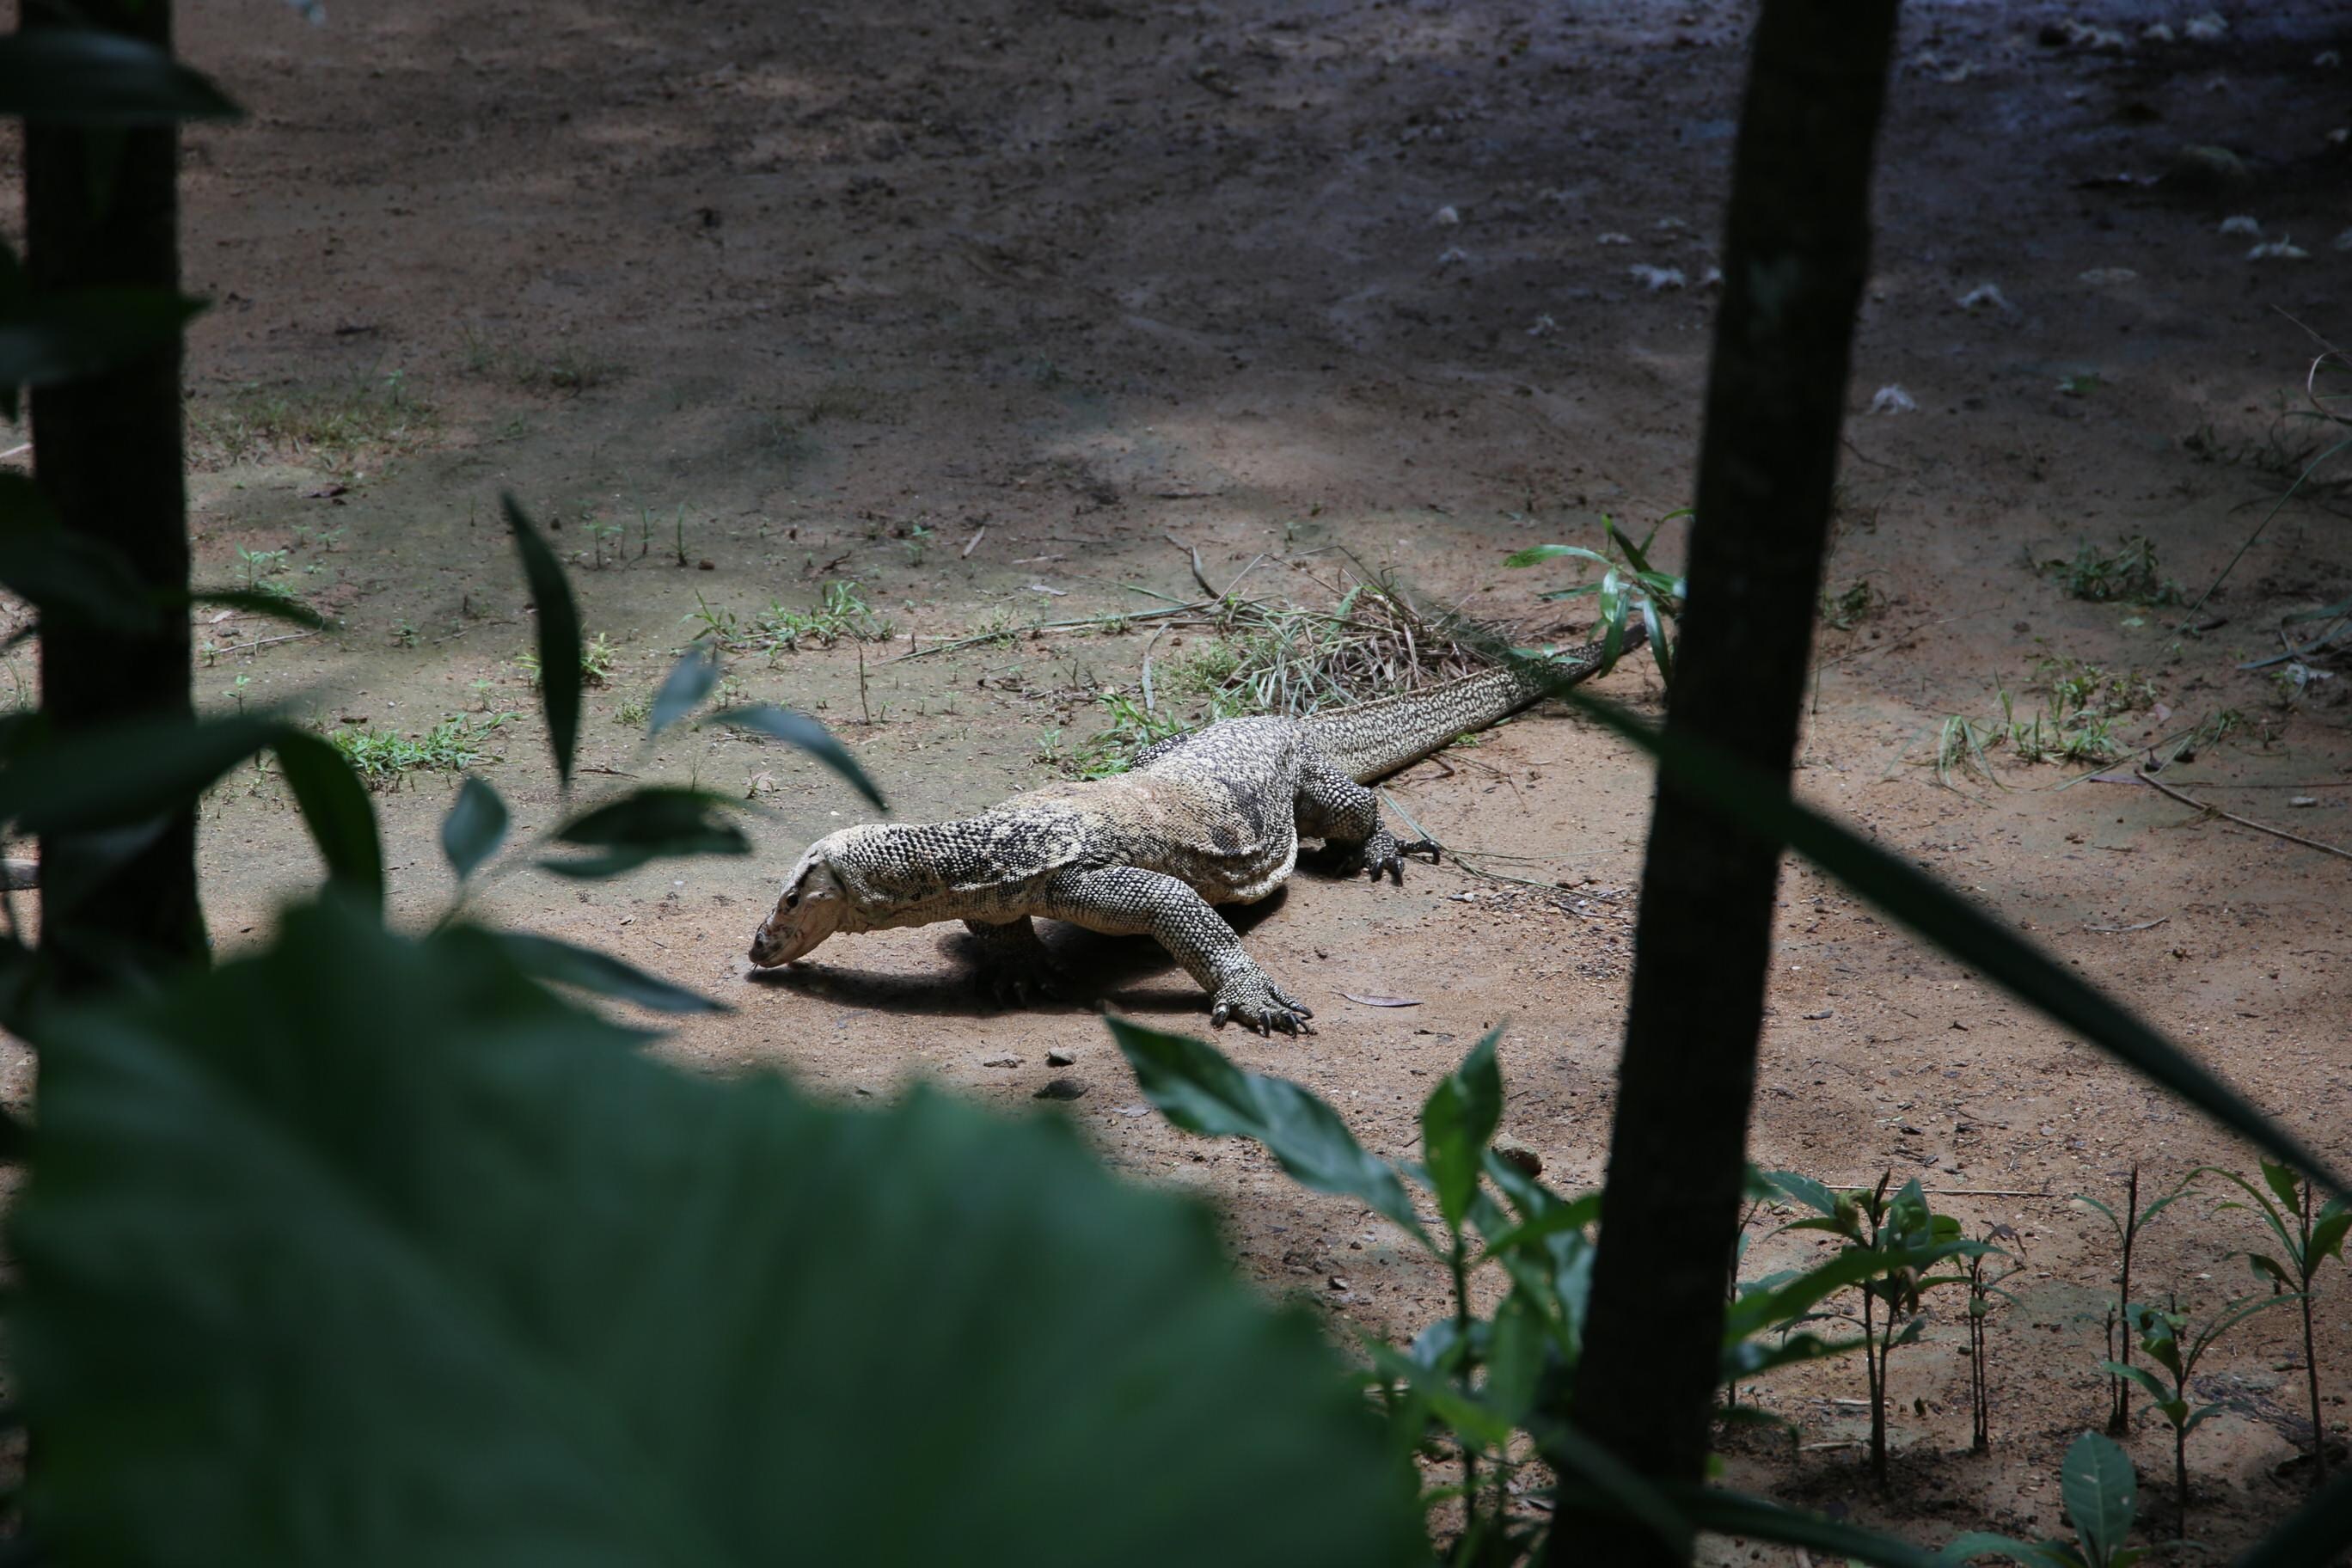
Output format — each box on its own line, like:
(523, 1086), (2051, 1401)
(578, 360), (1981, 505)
(886, 601), (1209, 662)
(1164, 532), (1217, 597)
(961, 526), (986, 559)
(2135, 769), (2352, 864)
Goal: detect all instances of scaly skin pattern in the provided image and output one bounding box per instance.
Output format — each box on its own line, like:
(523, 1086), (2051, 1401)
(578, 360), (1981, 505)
(752, 626), (1644, 1032)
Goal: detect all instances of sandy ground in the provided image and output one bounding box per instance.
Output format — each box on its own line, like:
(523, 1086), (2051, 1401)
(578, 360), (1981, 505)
(6, 0), (2351, 1554)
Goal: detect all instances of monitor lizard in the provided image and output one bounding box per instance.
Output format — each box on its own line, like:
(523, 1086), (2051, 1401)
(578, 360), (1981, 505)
(748, 623), (1646, 1033)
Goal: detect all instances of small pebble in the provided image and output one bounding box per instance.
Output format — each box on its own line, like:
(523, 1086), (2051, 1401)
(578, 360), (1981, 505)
(1035, 1077), (1087, 1101)
(1046, 1046), (1076, 1066)
(982, 1053), (1022, 1069)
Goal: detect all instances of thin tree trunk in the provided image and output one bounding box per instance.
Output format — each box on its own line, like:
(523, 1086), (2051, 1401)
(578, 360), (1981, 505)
(1549, 4), (1899, 1562)
(23, 0), (206, 987)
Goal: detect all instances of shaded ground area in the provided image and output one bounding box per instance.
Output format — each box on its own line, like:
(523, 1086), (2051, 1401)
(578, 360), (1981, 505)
(9, 0), (2352, 1553)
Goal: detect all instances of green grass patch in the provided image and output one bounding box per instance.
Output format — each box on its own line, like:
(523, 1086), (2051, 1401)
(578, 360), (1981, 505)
(327, 714), (510, 788)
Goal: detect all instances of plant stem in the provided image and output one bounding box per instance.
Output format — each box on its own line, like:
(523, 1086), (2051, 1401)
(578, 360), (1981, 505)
(2110, 1165), (2139, 1436)
(2175, 1424), (2188, 1540)
(1449, 1235), (1479, 1548)
(2300, 1179), (2328, 1487)
(1865, 1288), (1887, 1486)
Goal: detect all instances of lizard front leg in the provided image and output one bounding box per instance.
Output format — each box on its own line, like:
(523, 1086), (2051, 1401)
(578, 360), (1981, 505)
(1039, 866), (1314, 1035)
(1294, 755), (1438, 885)
(963, 916), (1067, 1006)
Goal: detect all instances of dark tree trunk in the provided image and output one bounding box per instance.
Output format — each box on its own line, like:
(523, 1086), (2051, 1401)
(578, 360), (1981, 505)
(23, 0), (206, 987)
(1549, 4), (1899, 1563)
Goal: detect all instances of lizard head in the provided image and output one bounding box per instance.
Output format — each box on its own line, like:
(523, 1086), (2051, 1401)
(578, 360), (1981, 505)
(749, 842), (851, 967)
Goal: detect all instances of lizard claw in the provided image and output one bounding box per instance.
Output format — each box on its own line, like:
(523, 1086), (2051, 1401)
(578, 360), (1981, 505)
(1210, 972), (1315, 1036)
(978, 959), (1068, 1008)
(1351, 828), (1442, 885)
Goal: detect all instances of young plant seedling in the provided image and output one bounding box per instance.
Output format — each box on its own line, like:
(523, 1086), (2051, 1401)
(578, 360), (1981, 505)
(1768, 1170), (1993, 1485)
(1502, 511), (1687, 689)
(2191, 1160), (2349, 1486)
(2074, 1167), (2193, 1436)
(1965, 1222), (2027, 1454)
(2102, 1293), (2303, 1535)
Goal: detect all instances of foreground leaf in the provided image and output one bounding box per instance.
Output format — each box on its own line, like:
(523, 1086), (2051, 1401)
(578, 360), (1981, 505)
(2233, 1467), (2352, 1567)
(268, 732), (383, 917)
(2059, 1430), (2135, 1565)
(646, 646), (720, 738)
(0, 475), (156, 631)
(0, 29), (242, 123)
(707, 703), (886, 810)
(541, 787), (750, 879)
(12, 902), (1423, 1567)
(0, 713), (281, 836)
(1108, 1018), (1430, 1248)
(0, 288), (205, 392)
(493, 931), (726, 1015)
(504, 496), (581, 790)
(438, 776), (509, 884)
(1420, 1028), (1503, 1233)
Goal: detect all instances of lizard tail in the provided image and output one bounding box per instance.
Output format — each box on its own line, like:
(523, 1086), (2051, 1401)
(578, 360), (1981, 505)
(1304, 620), (1648, 785)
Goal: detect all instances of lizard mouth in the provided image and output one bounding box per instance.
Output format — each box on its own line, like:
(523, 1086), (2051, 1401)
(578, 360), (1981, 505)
(749, 920), (828, 968)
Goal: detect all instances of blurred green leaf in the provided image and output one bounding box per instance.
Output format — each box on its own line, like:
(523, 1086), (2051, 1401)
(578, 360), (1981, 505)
(1568, 690), (2352, 1198)
(1939, 1531), (2079, 1566)
(1420, 1028), (1502, 1233)
(10, 901), (1422, 1567)
(647, 646), (720, 738)
(707, 704), (885, 811)
(503, 495), (580, 790)
(438, 775), (507, 884)
(268, 731), (383, 917)
(0, 28), (242, 123)
(0, 713), (279, 836)
(2061, 1430), (2135, 1565)
(493, 931), (726, 1015)
(1107, 1018), (1430, 1249)
(0, 474), (159, 631)
(1661, 1486), (1945, 1568)
(0, 288), (204, 393)
(2232, 1469), (2352, 1568)
(541, 787), (748, 879)
(183, 588), (327, 629)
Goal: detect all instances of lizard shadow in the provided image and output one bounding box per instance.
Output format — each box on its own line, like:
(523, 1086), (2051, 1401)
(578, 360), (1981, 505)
(739, 887), (1295, 1022)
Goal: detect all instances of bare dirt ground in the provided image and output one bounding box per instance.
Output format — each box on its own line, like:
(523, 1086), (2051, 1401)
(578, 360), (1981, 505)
(9, 0), (2352, 1555)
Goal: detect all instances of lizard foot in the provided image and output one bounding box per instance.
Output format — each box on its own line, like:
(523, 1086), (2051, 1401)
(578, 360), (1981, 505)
(975, 956), (1069, 1008)
(1210, 971), (1315, 1036)
(1338, 827), (1443, 885)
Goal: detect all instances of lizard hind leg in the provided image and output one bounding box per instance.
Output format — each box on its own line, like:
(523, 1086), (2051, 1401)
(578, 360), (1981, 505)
(962, 916), (1069, 1008)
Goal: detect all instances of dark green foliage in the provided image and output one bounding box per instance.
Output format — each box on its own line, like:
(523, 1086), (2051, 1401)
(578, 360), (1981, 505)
(1945, 1431), (2147, 1566)
(493, 930), (727, 1015)
(503, 495), (581, 789)
(9, 901), (1421, 1568)
(708, 703), (886, 809)
(0, 28), (241, 123)
(646, 645), (720, 738)
(1110, 1019), (1939, 1567)
(438, 775), (509, 884)
(1504, 513), (1687, 687)
(541, 787), (750, 879)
